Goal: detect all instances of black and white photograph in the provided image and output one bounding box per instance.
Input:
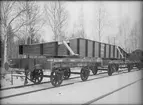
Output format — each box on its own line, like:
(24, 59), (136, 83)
(0, 0), (143, 104)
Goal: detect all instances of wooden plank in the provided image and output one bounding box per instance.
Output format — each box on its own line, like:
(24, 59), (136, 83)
(58, 44), (68, 56)
(113, 45), (115, 58)
(110, 45), (113, 58)
(70, 39), (78, 55)
(93, 41), (95, 57)
(106, 44), (109, 58)
(99, 42), (101, 57)
(104, 44), (106, 58)
(100, 43), (105, 58)
(95, 42), (99, 58)
(79, 38), (86, 57)
(109, 45), (111, 58)
(85, 39), (88, 57)
(88, 40), (93, 57)
(115, 46), (117, 58)
(43, 42), (58, 56)
(23, 44), (41, 55)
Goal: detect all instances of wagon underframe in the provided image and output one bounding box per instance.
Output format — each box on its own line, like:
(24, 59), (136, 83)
(6, 57), (141, 87)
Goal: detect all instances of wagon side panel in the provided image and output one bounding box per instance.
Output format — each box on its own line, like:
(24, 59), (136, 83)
(79, 38), (86, 57)
(110, 45), (113, 58)
(101, 43), (105, 58)
(58, 44), (68, 56)
(70, 39), (78, 55)
(106, 44), (109, 58)
(94, 42), (99, 58)
(43, 42), (58, 56)
(88, 40), (93, 57)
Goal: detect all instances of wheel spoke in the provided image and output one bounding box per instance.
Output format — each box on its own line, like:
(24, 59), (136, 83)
(30, 69), (43, 84)
(80, 67), (89, 81)
(63, 68), (71, 80)
(50, 68), (63, 87)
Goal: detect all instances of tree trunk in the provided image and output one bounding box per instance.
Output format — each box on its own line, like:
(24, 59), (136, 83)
(4, 34), (8, 64)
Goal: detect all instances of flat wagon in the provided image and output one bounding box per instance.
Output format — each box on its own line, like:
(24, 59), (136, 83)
(5, 38), (142, 87)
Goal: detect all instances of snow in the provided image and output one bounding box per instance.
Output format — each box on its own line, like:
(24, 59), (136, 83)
(94, 79), (143, 104)
(0, 68), (142, 104)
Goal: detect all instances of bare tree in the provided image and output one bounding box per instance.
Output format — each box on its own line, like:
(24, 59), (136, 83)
(0, 1), (27, 64)
(70, 21), (86, 39)
(18, 1), (44, 44)
(77, 4), (86, 39)
(44, 1), (68, 41)
(118, 17), (131, 51)
(95, 2), (112, 42)
(129, 22), (139, 50)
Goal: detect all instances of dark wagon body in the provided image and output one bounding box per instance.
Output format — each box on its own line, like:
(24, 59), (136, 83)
(6, 38), (142, 87)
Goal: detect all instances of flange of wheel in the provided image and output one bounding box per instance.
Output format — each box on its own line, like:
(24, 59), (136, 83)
(63, 67), (71, 80)
(91, 66), (98, 75)
(50, 68), (63, 87)
(30, 69), (43, 84)
(80, 67), (90, 81)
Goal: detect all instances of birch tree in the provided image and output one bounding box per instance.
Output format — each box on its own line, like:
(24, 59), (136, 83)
(44, 1), (68, 41)
(129, 22), (139, 50)
(18, 1), (44, 44)
(77, 4), (86, 39)
(0, 1), (27, 64)
(95, 2), (112, 42)
(118, 17), (131, 51)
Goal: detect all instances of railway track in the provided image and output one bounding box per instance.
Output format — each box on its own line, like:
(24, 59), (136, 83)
(83, 77), (143, 105)
(0, 68), (139, 100)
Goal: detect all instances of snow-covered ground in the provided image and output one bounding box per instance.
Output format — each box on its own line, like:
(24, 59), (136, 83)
(0, 68), (142, 104)
(94, 79), (143, 104)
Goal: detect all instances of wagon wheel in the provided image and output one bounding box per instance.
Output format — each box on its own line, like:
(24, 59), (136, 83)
(80, 67), (90, 81)
(108, 65), (116, 76)
(136, 63), (142, 70)
(115, 65), (119, 72)
(127, 64), (133, 72)
(30, 69), (43, 84)
(50, 68), (63, 87)
(91, 66), (98, 75)
(63, 68), (71, 80)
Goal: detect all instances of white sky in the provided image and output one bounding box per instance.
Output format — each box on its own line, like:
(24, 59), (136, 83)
(38, 1), (142, 50)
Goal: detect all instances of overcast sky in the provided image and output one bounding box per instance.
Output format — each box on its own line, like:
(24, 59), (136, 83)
(38, 1), (142, 51)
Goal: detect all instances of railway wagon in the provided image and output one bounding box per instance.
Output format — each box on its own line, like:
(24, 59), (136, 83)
(5, 38), (141, 87)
